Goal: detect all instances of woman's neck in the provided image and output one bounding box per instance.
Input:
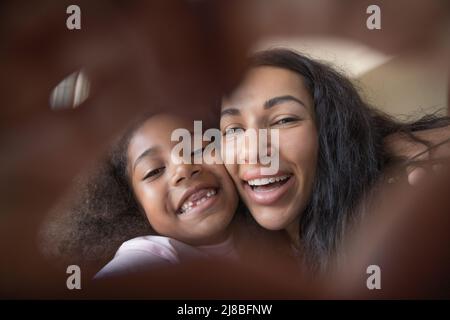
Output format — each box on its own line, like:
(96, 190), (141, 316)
(285, 217), (301, 250)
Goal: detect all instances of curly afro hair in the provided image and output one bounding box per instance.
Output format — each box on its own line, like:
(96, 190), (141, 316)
(39, 116), (154, 268)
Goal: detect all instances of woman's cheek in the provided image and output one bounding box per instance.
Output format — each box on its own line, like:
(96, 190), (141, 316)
(221, 144), (239, 180)
(224, 163), (240, 188)
(279, 124), (319, 171)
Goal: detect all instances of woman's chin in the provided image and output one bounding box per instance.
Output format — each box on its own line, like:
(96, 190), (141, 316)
(253, 214), (290, 231)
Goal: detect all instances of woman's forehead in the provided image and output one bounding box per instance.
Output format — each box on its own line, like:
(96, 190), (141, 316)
(222, 66), (310, 108)
(222, 66), (313, 111)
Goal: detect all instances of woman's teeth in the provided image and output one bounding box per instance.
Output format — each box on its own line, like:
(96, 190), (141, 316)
(179, 189), (217, 214)
(247, 175), (290, 186)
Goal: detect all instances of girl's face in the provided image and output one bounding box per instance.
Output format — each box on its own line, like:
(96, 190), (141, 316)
(128, 114), (238, 246)
(220, 66), (318, 232)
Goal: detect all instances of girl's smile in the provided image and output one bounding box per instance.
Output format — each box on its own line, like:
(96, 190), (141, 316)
(128, 114), (239, 246)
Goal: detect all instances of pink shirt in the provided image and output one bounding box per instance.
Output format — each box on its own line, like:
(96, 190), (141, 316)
(95, 235), (237, 279)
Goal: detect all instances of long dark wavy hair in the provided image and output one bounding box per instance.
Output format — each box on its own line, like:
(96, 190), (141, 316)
(249, 49), (449, 270)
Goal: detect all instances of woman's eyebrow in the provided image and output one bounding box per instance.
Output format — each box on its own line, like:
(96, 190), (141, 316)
(133, 146), (160, 171)
(221, 95), (308, 118)
(264, 95), (307, 109)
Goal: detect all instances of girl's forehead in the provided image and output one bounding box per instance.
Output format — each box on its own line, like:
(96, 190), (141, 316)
(143, 114), (194, 132)
(129, 115), (194, 155)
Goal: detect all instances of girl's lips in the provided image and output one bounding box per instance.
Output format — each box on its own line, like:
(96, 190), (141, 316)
(177, 188), (220, 219)
(242, 175), (294, 205)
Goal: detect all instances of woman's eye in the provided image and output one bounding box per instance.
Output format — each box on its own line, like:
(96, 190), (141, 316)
(272, 117), (298, 126)
(143, 167), (165, 181)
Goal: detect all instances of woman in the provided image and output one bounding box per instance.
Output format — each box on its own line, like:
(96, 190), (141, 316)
(220, 48), (450, 270)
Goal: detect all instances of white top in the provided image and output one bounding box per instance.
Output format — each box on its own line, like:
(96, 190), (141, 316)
(95, 235), (237, 279)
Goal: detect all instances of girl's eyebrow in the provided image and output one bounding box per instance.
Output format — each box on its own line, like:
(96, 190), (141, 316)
(133, 146), (160, 172)
(220, 108), (240, 117)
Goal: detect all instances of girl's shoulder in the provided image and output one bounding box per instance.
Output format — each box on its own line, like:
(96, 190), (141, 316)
(118, 235), (179, 253)
(94, 235), (205, 279)
(116, 235), (207, 260)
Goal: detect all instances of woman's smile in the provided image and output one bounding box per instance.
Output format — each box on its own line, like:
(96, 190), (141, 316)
(241, 171), (295, 205)
(220, 66), (318, 231)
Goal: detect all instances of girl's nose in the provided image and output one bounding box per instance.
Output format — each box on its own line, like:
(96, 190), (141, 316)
(171, 164), (201, 186)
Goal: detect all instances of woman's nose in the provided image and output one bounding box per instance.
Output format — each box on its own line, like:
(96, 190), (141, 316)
(240, 131), (258, 164)
(238, 128), (273, 164)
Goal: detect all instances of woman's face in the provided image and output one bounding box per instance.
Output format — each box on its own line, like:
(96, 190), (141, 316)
(220, 66), (318, 231)
(128, 114), (238, 246)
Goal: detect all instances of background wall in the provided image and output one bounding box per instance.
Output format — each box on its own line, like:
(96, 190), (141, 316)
(357, 54), (448, 120)
(254, 36), (449, 121)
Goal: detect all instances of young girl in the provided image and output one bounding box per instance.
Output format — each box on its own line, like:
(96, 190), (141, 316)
(96, 113), (243, 278)
(42, 113), (241, 279)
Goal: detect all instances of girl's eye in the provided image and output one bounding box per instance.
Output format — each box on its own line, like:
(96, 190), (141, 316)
(272, 117), (299, 126)
(191, 147), (205, 157)
(143, 167), (165, 181)
(223, 127), (244, 137)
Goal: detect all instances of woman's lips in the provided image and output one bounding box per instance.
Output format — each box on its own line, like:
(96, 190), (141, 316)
(242, 175), (294, 205)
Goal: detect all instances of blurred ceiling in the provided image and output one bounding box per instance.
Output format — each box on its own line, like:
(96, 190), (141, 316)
(253, 36), (394, 78)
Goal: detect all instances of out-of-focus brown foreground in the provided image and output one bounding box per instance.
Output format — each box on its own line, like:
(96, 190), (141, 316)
(1, 0), (449, 298)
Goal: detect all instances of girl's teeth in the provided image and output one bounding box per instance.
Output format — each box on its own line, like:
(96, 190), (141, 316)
(179, 189), (217, 214)
(206, 189), (216, 197)
(247, 175), (290, 186)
